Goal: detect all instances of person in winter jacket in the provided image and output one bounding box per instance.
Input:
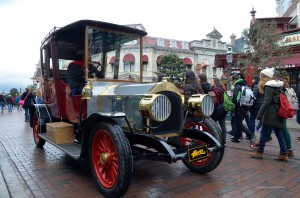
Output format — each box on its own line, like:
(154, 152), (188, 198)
(274, 71), (294, 157)
(230, 74), (255, 143)
(21, 88), (36, 122)
(250, 68), (288, 162)
(210, 77), (227, 145)
(198, 73), (211, 94)
(249, 75), (264, 134)
(66, 49), (85, 96)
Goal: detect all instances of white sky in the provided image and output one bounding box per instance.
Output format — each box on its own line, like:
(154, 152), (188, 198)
(0, 0), (277, 92)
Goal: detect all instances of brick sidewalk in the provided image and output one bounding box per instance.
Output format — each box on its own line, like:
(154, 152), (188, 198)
(0, 109), (300, 197)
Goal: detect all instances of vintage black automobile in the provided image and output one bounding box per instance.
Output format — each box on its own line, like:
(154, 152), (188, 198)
(30, 20), (224, 198)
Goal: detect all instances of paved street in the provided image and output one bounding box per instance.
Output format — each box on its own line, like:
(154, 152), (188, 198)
(0, 109), (300, 198)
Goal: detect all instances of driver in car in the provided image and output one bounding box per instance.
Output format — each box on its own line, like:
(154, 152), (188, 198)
(67, 49), (103, 96)
(66, 49), (85, 96)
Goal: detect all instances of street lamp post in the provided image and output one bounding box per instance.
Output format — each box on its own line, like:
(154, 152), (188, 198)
(226, 47), (233, 91)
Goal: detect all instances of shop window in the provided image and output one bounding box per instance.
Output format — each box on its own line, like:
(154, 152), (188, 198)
(170, 40), (177, 48)
(143, 63), (147, 71)
(157, 38), (164, 47)
(124, 62), (135, 72)
(182, 41), (189, 49)
(111, 64), (114, 73)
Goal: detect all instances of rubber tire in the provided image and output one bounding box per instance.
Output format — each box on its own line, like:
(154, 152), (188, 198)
(181, 116), (224, 174)
(33, 112), (46, 148)
(89, 121), (133, 198)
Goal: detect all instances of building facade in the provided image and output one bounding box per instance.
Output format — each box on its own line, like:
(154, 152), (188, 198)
(105, 25), (230, 82)
(215, 1), (300, 88)
(271, 0), (300, 87)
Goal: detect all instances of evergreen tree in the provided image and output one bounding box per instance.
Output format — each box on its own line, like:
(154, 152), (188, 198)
(157, 54), (186, 88)
(10, 88), (19, 97)
(239, 20), (291, 72)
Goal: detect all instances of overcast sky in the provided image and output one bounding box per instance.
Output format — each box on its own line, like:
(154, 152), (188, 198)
(0, 0), (277, 93)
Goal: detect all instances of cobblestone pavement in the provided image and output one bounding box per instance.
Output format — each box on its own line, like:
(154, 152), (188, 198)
(0, 109), (300, 198)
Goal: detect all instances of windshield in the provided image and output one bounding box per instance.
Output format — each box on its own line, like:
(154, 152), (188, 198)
(87, 26), (142, 81)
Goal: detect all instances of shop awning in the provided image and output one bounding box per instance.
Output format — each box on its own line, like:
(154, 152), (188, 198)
(281, 53), (300, 66)
(156, 55), (163, 64)
(142, 55), (148, 63)
(183, 57), (192, 65)
(123, 54), (135, 63)
(109, 56), (115, 64)
(267, 53), (300, 68)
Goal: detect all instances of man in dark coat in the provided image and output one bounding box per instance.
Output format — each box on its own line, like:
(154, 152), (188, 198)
(66, 49), (85, 96)
(230, 74), (255, 143)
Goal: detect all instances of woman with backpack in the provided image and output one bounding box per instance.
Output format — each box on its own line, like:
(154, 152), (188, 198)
(250, 68), (288, 162)
(274, 71), (294, 157)
(210, 77), (227, 145)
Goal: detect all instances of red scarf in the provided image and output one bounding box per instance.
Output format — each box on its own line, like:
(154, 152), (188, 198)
(71, 61), (84, 67)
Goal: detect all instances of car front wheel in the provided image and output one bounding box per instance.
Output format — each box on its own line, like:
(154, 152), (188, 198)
(89, 120), (132, 198)
(181, 116), (224, 174)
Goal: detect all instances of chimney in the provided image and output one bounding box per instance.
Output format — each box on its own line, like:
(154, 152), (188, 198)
(250, 7), (257, 25)
(230, 33), (236, 47)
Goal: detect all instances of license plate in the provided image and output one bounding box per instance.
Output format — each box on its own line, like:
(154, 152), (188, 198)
(187, 145), (208, 162)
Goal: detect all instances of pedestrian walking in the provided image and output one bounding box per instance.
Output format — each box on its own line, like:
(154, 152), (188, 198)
(228, 112), (250, 140)
(210, 77), (228, 145)
(273, 71), (294, 157)
(5, 95), (13, 112)
(249, 75), (264, 134)
(230, 74), (255, 143)
(250, 68), (288, 162)
(0, 94), (5, 113)
(21, 88), (36, 122)
(14, 94), (21, 111)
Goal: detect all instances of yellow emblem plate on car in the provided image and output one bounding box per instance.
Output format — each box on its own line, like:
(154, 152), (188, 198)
(188, 145), (208, 162)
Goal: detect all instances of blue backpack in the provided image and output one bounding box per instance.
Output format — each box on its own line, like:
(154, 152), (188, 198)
(239, 86), (255, 107)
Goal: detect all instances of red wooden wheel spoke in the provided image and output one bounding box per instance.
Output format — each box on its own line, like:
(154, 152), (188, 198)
(33, 116), (39, 141)
(92, 129), (119, 189)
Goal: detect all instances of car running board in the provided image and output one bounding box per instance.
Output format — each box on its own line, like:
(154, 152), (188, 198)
(39, 133), (81, 159)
